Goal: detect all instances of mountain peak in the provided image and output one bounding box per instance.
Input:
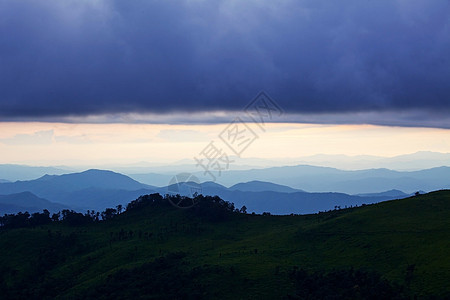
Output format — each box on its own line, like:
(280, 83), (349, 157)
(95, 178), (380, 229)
(36, 174), (57, 181)
(53, 169), (146, 191)
(230, 181), (302, 193)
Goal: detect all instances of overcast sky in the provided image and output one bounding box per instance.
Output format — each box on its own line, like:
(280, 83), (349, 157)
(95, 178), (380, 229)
(1, 0), (450, 127)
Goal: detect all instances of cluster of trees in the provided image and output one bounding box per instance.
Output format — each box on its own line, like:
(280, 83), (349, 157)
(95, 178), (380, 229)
(126, 193), (167, 211)
(0, 210), (52, 228)
(0, 193), (245, 229)
(0, 206), (123, 229)
(189, 194), (237, 221)
(126, 193), (241, 221)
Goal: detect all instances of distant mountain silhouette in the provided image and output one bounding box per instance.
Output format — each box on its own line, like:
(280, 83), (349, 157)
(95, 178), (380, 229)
(127, 172), (173, 187)
(0, 170), (157, 212)
(357, 189), (409, 198)
(0, 192), (68, 214)
(0, 169), (153, 193)
(0, 169), (418, 214)
(229, 180), (303, 193)
(4, 161), (450, 194)
(0, 164), (69, 181)
(291, 151), (450, 170)
(36, 169), (153, 191)
(57, 188), (156, 210)
(163, 181), (407, 214)
(192, 165), (450, 194)
(110, 151), (450, 174)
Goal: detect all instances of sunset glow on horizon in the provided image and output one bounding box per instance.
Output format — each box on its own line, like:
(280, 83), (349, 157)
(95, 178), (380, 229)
(1, 121), (449, 167)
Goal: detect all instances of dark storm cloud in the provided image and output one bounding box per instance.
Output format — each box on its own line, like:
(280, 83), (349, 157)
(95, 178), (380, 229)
(0, 0), (449, 125)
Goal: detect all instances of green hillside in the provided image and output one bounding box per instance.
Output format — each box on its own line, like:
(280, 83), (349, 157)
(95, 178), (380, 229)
(1, 191), (449, 299)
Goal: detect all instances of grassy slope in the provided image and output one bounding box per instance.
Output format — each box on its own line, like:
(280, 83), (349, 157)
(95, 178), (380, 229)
(1, 190), (449, 298)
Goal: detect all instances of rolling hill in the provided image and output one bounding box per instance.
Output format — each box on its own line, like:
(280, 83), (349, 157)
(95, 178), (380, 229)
(0, 192), (68, 214)
(0, 190), (449, 298)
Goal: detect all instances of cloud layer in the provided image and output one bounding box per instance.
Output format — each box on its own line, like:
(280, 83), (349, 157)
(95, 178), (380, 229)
(1, 0), (449, 125)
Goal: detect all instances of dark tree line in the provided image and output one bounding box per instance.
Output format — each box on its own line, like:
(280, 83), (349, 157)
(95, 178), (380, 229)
(1, 207), (115, 229)
(0, 193), (243, 229)
(0, 210), (52, 229)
